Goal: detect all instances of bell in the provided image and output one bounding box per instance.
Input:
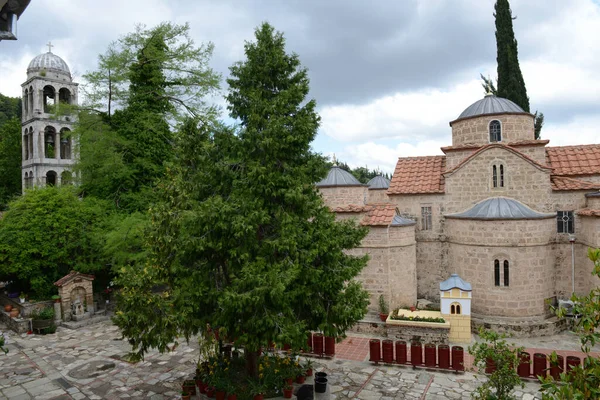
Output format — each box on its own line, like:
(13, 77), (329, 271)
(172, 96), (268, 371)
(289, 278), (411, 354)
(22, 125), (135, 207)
(61, 137), (68, 145)
(45, 134), (54, 144)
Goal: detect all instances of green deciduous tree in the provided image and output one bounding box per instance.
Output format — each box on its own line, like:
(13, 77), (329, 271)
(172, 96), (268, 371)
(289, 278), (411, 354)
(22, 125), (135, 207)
(469, 328), (525, 400)
(77, 22), (220, 212)
(113, 23), (370, 377)
(0, 94), (21, 126)
(540, 248), (600, 399)
(0, 117), (22, 208)
(0, 187), (110, 298)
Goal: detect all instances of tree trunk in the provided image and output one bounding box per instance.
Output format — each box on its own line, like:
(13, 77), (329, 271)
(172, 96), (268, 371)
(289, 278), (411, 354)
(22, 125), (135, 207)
(246, 349), (260, 379)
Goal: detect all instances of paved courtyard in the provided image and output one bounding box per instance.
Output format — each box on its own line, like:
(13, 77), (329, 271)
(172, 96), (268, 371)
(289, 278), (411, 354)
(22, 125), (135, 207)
(0, 320), (594, 400)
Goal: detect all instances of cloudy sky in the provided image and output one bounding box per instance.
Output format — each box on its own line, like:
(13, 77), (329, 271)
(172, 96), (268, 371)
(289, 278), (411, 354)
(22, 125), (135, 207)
(1, 0), (600, 173)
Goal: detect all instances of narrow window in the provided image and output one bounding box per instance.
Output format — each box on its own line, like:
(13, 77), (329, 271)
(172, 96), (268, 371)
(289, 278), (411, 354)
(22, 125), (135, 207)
(500, 165), (504, 187)
(489, 120), (502, 142)
(451, 304), (455, 314)
(557, 211), (574, 233)
(492, 165), (498, 188)
(421, 206), (432, 230)
(494, 259), (500, 286)
(504, 260), (510, 287)
(456, 304), (461, 315)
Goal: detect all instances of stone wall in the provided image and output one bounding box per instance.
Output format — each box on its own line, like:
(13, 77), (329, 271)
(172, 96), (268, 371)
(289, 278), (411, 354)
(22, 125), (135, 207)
(446, 218), (555, 319)
(386, 323), (450, 345)
(450, 114), (535, 147)
(367, 189), (389, 203)
(318, 186), (367, 208)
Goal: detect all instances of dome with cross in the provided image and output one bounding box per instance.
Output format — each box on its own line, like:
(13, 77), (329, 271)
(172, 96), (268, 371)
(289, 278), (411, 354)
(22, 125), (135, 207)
(27, 42), (71, 80)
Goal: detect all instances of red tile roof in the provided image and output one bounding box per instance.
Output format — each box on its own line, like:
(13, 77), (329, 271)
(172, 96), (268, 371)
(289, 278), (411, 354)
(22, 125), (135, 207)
(54, 271), (95, 287)
(331, 203), (400, 226)
(546, 144), (600, 176)
(441, 140), (549, 153)
(550, 176), (600, 191)
(388, 156), (446, 194)
(361, 203), (397, 226)
(332, 204), (366, 213)
(576, 208), (600, 217)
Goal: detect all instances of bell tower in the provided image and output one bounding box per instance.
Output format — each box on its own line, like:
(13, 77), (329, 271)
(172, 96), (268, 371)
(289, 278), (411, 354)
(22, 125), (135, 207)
(21, 42), (78, 189)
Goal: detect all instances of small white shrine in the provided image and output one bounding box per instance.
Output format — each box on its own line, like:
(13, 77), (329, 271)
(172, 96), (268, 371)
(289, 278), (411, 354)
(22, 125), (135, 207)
(440, 273), (472, 343)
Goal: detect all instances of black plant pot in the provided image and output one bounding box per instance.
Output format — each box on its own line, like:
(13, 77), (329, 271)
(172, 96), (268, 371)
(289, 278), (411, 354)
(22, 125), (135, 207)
(315, 371), (327, 380)
(315, 377), (327, 393)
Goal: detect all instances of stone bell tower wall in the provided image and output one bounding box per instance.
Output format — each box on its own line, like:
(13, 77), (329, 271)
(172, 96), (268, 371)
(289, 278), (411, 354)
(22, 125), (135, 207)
(450, 114), (535, 147)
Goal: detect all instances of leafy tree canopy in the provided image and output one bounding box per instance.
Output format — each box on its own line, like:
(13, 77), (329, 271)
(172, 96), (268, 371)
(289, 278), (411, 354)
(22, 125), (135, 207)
(113, 23), (369, 374)
(82, 22), (220, 121)
(0, 117), (22, 208)
(0, 187), (110, 298)
(0, 93), (21, 126)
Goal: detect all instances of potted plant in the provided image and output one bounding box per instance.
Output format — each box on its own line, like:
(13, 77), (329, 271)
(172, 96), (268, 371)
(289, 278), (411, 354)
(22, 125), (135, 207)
(181, 391), (191, 400)
(410, 305), (416, 312)
(182, 380), (196, 397)
(51, 295), (61, 303)
(283, 384), (293, 399)
(19, 293), (26, 304)
(31, 307), (55, 333)
(3, 304), (12, 312)
(304, 358), (313, 376)
(378, 294), (389, 321)
(247, 378), (265, 400)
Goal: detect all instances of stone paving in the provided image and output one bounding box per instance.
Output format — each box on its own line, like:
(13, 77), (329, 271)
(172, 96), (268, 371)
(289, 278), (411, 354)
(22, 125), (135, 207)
(1, 319), (593, 399)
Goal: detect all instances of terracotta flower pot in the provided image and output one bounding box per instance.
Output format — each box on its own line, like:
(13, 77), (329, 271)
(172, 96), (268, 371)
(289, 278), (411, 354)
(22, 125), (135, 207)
(10, 309), (19, 318)
(283, 388), (293, 399)
(410, 306), (416, 312)
(227, 394), (237, 400)
(216, 391), (226, 400)
(182, 394), (191, 400)
(306, 368), (313, 377)
(296, 375), (305, 384)
(285, 377), (293, 386)
(253, 394), (264, 400)
(379, 313), (388, 322)
(206, 387), (216, 398)
(4, 304), (12, 312)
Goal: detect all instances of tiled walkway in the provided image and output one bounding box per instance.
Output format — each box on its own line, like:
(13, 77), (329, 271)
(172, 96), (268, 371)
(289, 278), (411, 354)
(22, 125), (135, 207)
(1, 321), (598, 399)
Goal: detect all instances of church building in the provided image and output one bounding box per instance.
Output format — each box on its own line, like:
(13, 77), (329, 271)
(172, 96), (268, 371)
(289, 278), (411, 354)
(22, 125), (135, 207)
(318, 93), (600, 335)
(21, 45), (77, 189)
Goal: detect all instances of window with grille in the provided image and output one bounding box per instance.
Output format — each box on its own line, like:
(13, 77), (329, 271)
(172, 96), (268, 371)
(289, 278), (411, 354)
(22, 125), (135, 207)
(421, 206), (432, 230)
(494, 259), (510, 287)
(489, 120), (502, 142)
(557, 211), (574, 233)
(492, 164), (505, 188)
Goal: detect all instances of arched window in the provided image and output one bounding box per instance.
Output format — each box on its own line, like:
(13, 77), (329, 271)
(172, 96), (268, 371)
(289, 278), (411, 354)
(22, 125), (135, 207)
(24, 172), (29, 188)
(28, 86), (34, 114)
(493, 165), (498, 187)
(29, 170), (33, 188)
(46, 171), (57, 187)
(504, 260), (510, 287)
(61, 171), (72, 186)
(494, 259), (500, 286)
(44, 126), (56, 158)
(28, 127), (34, 158)
(450, 302), (462, 315)
(43, 85), (56, 113)
(500, 165), (504, 187)
(60, 128), (71, 159)
(23, 130), (29, 160)
(489, 120), (501, 142)
(23, 88), (28, 117)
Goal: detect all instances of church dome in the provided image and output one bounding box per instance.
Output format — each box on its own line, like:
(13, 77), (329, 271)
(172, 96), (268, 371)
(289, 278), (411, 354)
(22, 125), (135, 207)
(455, 94), (526, 121)
(446, 197), (555, 220)
(316, 166), (363, 187)
(27, 51), (71, 77)
(367, 175), (390, 189)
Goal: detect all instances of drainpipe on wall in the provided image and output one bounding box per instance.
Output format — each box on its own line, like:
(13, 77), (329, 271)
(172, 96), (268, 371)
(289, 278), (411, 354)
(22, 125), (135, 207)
(569, 234), (576, 297)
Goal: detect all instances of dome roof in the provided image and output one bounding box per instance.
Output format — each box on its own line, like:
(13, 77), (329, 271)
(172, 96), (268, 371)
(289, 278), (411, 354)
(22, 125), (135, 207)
(316, 166), (362, 187)
(446, 197), (555, 220)
(455, 95), (526, 121)
(27, 52), (71, 76)
(440, 274), (472, 291)
(367, 175), (390, 189)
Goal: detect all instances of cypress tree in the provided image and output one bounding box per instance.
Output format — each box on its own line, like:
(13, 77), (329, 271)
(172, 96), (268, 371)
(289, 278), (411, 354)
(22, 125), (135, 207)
(494, 0), (530, 113)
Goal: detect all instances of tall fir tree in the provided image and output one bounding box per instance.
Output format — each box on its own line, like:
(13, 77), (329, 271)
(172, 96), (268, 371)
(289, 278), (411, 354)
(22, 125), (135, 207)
(495, 0), (529, 112)
(113, 23), (369, 377)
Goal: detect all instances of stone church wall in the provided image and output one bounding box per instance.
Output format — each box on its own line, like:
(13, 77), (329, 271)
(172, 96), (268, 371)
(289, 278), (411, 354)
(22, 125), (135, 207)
(367, 188), (389, 203)
(444, 146), (552, 214)
(446, 218), (555, 318)
(450, 114), (535, 147)
(319, 186), (367, 208)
